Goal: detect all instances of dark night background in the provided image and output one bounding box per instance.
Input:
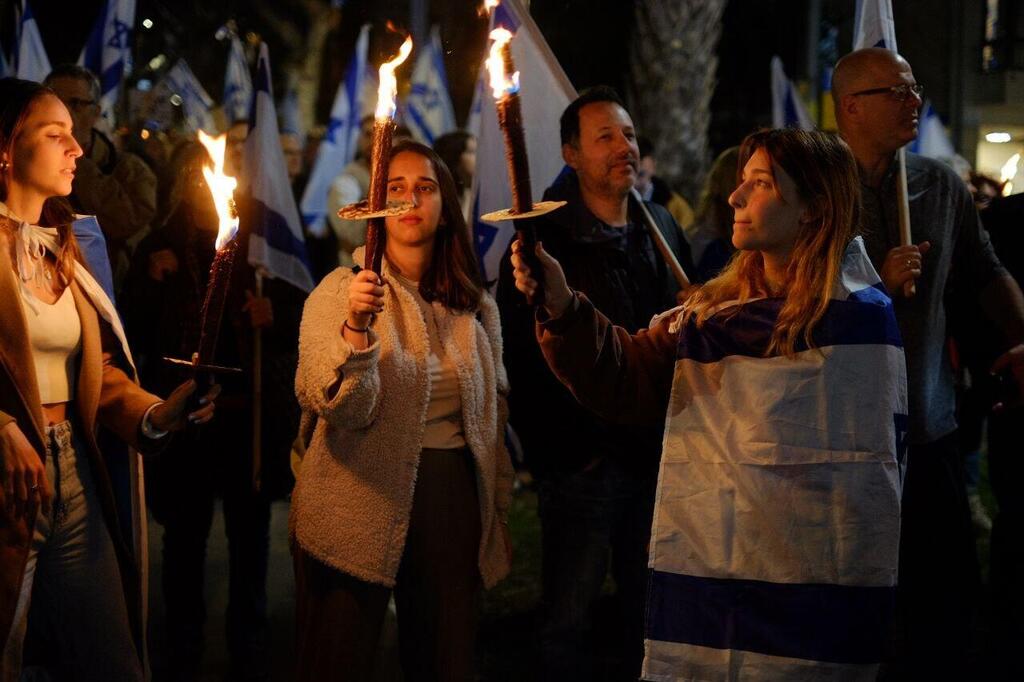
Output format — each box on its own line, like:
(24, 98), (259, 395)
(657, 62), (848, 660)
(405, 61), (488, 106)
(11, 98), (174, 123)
(0, 0), (895, 159)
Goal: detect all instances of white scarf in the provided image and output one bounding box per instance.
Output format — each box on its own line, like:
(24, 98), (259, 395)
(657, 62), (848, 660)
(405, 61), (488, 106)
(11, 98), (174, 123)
(1, 202), (136, 373)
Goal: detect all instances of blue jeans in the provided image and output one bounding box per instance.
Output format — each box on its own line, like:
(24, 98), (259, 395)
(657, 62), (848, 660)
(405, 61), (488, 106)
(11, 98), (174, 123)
(3, 420), (143, 681)
(536, 458), (656, 681)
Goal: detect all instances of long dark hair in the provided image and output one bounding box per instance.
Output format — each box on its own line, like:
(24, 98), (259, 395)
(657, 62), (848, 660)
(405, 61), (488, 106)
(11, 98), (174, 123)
(388, 140), (483, 312)
(0, 77), (79, 282)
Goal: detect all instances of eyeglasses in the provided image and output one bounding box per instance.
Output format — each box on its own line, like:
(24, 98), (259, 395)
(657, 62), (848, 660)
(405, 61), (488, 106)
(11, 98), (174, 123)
(849, 83), (924, 102)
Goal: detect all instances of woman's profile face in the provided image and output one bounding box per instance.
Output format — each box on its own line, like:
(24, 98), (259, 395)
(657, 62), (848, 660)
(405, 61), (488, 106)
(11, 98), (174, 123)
(728, 148), (807, 258)
(384, 151), (444, 248)
(7, 94), (82, 203)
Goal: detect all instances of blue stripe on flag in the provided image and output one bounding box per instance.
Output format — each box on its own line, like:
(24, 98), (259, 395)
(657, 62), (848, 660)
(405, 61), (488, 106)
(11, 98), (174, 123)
(249, 199), (313, 271)
(676, 295), (902, 363)
(494, 2), (521, 30)
(646, 571), (895, 665)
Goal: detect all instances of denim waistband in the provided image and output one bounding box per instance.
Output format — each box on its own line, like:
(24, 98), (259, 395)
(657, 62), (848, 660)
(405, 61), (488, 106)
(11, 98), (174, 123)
(45, 419), (75, 460)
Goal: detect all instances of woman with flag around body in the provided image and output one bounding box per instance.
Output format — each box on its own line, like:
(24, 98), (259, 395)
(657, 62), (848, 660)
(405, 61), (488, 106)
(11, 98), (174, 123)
(512, 128), (906, 681)
(291, 140), (513, 681)
(0, 77), (218, 680)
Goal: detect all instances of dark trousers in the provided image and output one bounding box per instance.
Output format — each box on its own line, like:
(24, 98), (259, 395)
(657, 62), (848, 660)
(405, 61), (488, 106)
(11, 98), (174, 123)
(294, 448), (482, 682)
(988, 409), (1024, 680)
(536, 458), (656, 681)
(147, 413), (271, 681)
(888, 430), (979, 679)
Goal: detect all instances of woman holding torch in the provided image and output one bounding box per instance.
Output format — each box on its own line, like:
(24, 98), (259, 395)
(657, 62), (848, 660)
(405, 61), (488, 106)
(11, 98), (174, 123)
(0, 78), (217, 680)
(291, 140), (513, 681)
(512, 129), (906, 680)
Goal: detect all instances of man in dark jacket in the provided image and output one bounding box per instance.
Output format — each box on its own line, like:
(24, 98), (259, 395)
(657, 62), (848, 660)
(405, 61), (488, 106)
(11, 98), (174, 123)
(44, 65), (157, 296)
(497, 86), (693, 681)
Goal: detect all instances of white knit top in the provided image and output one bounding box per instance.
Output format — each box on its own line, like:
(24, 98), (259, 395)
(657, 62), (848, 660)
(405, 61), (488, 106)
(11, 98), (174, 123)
(20, 286), (82, 403)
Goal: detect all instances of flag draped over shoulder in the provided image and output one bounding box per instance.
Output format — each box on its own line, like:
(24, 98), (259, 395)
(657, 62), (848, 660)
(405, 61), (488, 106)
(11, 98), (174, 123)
(403, 26), (456, 144)
(770, 56), (814, 130)
(642, 237), (907, 682)
(470, 0), (576, 284)
(300, 23), (370, 238)
(78, 0), (136, 125)
(223, 33), (254, 125)
(15, 1), (50, 83)
(244, 43), (314, 293)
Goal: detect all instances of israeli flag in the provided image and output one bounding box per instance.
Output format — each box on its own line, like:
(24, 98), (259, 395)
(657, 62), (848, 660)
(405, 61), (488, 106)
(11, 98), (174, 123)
(853, 0), (897, 51)
(909, 100), (955, 160)
(280, 83), (303, 140)
(78, 0), (135, 125)
(163, 59), (215, 134)
(223, 33), (253, 125)
(471, 0), (576, 283)
(403, 26), (456, 144)
(244, 43), (314, 293)
(300, 23), (370, 238)
(770, 56), (814, 130)
(644, 238), (906, 681)
(72, 215), (115, 302)
(15, 1), (51, 83)
(1, 38), (11, 78)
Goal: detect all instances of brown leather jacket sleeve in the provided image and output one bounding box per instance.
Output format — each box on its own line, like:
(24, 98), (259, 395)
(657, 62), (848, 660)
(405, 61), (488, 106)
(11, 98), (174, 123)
(536, 293), (679, 427)
(97, 325), (162, 451)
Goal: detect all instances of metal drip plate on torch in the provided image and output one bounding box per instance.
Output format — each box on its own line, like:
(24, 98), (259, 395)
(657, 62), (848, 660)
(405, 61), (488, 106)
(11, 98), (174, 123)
(162, 356), (243, 374)
(480, 200), (566, 222)
(337, 199), (414, 220)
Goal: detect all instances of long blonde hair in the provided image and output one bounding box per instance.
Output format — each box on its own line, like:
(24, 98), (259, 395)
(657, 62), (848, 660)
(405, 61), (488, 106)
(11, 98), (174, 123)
(682, 129), (860, 356)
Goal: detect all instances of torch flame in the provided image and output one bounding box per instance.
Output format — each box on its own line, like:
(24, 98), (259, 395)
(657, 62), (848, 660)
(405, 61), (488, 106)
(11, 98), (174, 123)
(197, 130), (240, 250)
(486, 27), (519, 99)
(375, 36), (414, 121)
(481, 0), (499, 14)
(1001, 153), (1020, 197)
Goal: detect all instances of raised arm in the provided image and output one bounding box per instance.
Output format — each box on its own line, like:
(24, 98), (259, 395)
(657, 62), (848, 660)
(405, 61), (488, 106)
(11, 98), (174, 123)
(511, 239), (678, 426)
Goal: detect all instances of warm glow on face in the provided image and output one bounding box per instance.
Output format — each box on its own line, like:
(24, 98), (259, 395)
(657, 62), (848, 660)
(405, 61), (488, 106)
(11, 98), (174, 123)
(197, 129), (240, 249)
(375, 36), (414, 121)
(486, 28), (519, 99)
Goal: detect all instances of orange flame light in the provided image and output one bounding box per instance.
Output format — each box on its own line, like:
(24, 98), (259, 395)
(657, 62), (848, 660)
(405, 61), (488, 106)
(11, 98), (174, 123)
(197, 130), (239, 250)
(486, 28), (519, 99)
(481, 0), (499, 14)
(375, 36), (414, 121)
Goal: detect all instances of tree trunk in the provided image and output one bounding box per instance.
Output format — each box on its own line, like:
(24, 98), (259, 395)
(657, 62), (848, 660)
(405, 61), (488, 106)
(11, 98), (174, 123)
(629, 0), (726, 203)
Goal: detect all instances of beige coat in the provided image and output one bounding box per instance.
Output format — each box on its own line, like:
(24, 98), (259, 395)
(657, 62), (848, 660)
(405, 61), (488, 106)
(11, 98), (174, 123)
(291, 253), (513, 588)
(0, 222), (160, 674)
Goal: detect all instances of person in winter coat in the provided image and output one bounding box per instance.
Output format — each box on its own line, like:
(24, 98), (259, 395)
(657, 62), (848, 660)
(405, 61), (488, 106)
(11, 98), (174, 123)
(0, 77), (216, 682)
(291, 140), (513, 682)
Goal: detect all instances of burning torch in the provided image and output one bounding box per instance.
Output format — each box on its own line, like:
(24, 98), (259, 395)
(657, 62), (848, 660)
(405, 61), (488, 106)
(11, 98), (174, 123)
(337, 33), (415, 277)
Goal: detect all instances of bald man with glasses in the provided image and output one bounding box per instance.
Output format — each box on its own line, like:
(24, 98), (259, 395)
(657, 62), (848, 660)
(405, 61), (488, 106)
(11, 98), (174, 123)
(834, 47), (1024, 678)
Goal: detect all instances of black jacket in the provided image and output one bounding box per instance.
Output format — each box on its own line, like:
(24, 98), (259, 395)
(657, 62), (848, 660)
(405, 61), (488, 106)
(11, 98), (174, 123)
(496, 169), (694, 476)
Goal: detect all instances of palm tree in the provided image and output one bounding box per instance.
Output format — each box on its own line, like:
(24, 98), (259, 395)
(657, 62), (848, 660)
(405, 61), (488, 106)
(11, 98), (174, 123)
(629, 0), (727, 204)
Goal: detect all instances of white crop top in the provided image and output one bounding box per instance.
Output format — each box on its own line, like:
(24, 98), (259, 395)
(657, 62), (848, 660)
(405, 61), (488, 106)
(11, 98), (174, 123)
(20, 286), (82, 403)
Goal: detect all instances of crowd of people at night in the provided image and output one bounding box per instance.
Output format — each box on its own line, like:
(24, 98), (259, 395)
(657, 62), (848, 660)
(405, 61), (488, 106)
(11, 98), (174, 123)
(1, 44), (1023, 682)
